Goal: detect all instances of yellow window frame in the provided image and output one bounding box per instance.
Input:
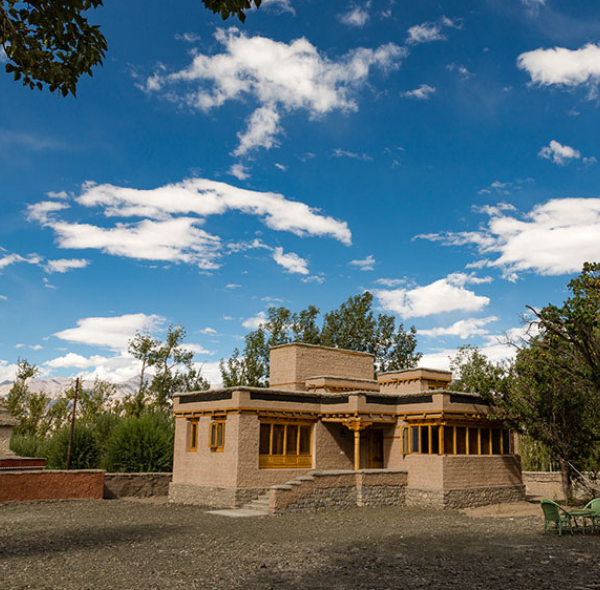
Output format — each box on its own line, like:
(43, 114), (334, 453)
(189, 420), (199, 452)
(209, 420), (226, 452)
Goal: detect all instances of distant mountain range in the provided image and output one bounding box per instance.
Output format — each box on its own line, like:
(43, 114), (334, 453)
(0, 377), (139, 400)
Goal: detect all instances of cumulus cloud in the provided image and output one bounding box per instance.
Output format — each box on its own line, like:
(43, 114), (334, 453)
(272, 246), (309, 274)
(143, 28), (405, 156)
(406, 16), (461, 45)
(338, 3), (371, 27)
(44, 258), (90, 274)
(54, 313), (165, 351)
(417, 198), (600, 279)
(242, 311), (267, 329)
(374, 273), (490, 318)
(538, 140), (581, 165)
(446, 62), (473, 80)
(419, 316), (499, 339)
(401, 84), (436, 100)
(517, 43), (600, 95)
(301, 275), (325, 284)
(0, 360), (19, 381)
(228, 163), (250, 180)
(0, 252), (43, 271)
(349, 254), (375, 271)
(0, 295), (7, 301)
(27, 178), (352, 271)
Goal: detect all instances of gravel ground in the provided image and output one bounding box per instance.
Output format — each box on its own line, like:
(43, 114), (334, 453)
(1, 499), (599, 590)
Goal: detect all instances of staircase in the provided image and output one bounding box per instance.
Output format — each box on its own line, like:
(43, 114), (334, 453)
(205, 490), (270, 518)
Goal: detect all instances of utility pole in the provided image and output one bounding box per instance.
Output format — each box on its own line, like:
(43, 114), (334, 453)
(66, 377), (80, 470)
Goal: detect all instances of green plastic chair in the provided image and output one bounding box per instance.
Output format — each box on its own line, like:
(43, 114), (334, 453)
(583, 498), (600, 533)
(540, 499), (574, 535)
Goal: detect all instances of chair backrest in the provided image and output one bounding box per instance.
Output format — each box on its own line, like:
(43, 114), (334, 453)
(541, 499), (561, 522)
(584, 498), (600, 515)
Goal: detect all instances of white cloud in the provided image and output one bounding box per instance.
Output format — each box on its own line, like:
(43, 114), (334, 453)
(349, 254), (375, 271)
(0, 360), (19, 382)
(0, 295), (7, 301)
(401, 84), (436, 100)
(301, 275), (325, 284)
(174, 32), (202, 43)
(0, 47), (7, 63)
(0, 252), (43, 271)
(446, 62), (473, 80)
(261, 0), (295, 15)
(199, 327), (217, 335)
(332, 148), (372, 161)
(272, 246), (309, 274)
(242, 311), (267, 329)
(229, 163), (250, 180)
(185, 343), (213, 355)
(374, 273), (490, 318)
(339, 4), (371, 27)
(45, 258), (90, 274)
(54, 313), (165, 351)
(417, 198), (600, 279)
(517, 43), (600, 94)
(406, 16), (461, 45)
(538, 140), (581, 165)
(274, 163), (287, 171)
(374, 278), (405, 287)
(144, 28), (405, 155)
(225, 283), (241, 289)
(27, 178), (351, 271)
(419, 316), (499, 339)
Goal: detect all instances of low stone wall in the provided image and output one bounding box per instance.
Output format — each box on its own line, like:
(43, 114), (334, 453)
(0, 470), (104, 503)
(270, 469), (408, 514)
(522, 471), (599, 501)
(104, 473), (172, 499)
(405, 484), (526, 509)
(168, 483), (263, 507)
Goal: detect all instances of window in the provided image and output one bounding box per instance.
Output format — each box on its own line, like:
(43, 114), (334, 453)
(259, 421), (313, 469)
(209, 420), (225, 452)
(189, 420), (198, 452)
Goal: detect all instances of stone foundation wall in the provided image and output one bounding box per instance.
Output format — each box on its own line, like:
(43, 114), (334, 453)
(104, 473), (172, 499)
(406, 484), (525, 509)
(270, 469), (408, 514)
(0, 470), (105, 503)
(168, 483), (263, 508)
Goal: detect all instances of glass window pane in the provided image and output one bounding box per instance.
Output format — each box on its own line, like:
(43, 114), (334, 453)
(420, 425), (430, 454)
(272, 424), (285, 455)
(444, 427), (454, 454)
(456, 427), (467, 454)
(286, 425), (298, 456)
(402, 427), (409, 454)
(210, 423), (216, 447)
(299, 426), (311, 455)
(259, 423), (271, 455)
(430, 426), (439, 454)
(217, 423), (224, 448)
(411, 426), (419, 453)
(491, 429), (501, 454)
(481, 429), (491, 454)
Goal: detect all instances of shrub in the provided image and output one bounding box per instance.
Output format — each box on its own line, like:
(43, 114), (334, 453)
(9, 432), (50, 459)
(105, 412), (174, 472)
(46, 423), (101, 469)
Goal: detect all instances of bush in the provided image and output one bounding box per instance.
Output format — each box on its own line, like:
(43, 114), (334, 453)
(9, 432), (51, 459)
(46, 423), (101, 469)
(105, 412), (174, 472)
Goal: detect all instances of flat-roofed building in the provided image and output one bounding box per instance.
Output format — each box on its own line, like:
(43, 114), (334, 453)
(170, 343), (524, 512)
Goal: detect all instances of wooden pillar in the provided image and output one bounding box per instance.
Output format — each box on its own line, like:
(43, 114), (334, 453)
(354, 429), (361, 471)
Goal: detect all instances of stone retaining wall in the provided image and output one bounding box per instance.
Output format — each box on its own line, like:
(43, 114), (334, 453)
(269, 470), (408, 514)
(0, 470), (104, 503)
(168, 482), (263, 507)
(405, 484), (526, 509)
(104, 473), (172, 499)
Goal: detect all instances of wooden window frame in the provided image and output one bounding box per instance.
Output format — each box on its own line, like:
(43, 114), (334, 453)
(189, 419), (199, 452)
(259, 420), (313, 469)
(208, 419), (226, 452)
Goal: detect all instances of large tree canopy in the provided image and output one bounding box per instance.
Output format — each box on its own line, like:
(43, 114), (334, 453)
(0, 0), (259, 97)
(220, 292), (422, 387)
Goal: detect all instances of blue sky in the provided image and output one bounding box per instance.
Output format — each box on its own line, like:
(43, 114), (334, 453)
(2, 0), (600, 385)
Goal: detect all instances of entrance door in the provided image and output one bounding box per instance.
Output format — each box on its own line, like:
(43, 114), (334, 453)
(366, 429), (384, 468)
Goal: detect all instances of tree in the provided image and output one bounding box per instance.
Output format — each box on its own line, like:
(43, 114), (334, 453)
(127, 326), (209, 413)
(1, 0), (261, 97)
(220, 292), (422, 386)
(449, 344), (510, 400)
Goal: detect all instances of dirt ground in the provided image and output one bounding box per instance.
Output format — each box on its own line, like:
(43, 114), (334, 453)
(1, 499), (599, 590)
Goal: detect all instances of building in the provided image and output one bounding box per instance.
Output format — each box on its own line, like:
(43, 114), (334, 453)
(170, 343), (524, 512)
(0, 401), (46, 471)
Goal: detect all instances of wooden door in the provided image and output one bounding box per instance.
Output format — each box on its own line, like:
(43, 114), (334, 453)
(367, 429), (384, 468)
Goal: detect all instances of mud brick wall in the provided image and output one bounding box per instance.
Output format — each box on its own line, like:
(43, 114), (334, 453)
(0, 470), (104, 503)
(103, 473), (172, 499)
